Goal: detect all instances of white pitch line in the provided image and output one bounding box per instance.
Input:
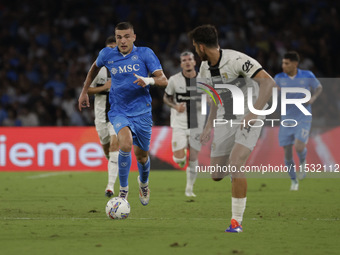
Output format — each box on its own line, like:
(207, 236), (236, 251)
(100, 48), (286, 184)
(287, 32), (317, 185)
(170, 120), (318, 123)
(27, 172), (77, 179)
(1, 217), (339, 221)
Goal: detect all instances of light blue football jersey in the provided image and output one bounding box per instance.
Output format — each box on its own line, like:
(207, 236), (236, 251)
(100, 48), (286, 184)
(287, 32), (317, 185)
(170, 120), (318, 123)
(96, 45), (162, 117)
(274, 69), (320, 122)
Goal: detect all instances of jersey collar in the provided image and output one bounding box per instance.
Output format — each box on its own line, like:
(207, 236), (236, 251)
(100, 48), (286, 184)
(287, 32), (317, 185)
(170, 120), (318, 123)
(208, 49), (223, 69)
(117, 44), (137, 57)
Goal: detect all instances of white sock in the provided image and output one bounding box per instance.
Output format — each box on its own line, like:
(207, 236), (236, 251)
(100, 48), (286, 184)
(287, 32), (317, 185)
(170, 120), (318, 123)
(186, 160), (198, 190)
(231, 197), (247, 224)
(173, 155), (187, 168)
(107, 151), (118, 189)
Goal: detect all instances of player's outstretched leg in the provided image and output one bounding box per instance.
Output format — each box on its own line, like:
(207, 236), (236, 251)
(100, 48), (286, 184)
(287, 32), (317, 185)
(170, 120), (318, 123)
(297, 148), (307, 180)
(185, 160), (198, 197)
(173, 154), (187, 168)
(226, 185), (246, 233)
(105, 151), (119, 197)
(137, 156), (151, 205)
(225, 219), (243, 233)
(137, 175), (150, 206)
(285, 159), (298, 190)
(118, 149), (131, 199)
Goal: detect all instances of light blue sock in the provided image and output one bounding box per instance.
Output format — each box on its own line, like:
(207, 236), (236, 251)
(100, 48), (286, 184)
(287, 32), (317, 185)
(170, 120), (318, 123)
(285, 159), (296, 180)
(118, 150), (131, 187)
(138, 157), (150, 184)
(297, 148), (307, 164)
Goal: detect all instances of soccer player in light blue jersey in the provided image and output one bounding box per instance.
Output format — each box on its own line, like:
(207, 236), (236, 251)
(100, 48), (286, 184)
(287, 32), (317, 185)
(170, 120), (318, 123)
(275, 51), (322, 191)
(78, 22), (168, 205)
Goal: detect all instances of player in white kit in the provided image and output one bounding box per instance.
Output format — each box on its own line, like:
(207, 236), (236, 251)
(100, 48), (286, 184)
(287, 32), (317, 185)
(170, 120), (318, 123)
(189, 25), (276, 232)
(163, 51), (205, 197)
(88, 36), (118, 197)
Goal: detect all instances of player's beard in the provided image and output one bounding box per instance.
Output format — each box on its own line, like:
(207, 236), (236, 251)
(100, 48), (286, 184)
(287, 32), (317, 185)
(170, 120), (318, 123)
(198, 51), (208, 61)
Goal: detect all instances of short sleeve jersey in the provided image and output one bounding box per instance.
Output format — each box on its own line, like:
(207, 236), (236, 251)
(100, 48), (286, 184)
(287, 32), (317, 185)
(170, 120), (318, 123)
(165, 72), (205, 130)
(199, 49), (263, 120)
(96, 45), (162, 117)
(90, 67), (110, 123)
(274, 69), (320, 122)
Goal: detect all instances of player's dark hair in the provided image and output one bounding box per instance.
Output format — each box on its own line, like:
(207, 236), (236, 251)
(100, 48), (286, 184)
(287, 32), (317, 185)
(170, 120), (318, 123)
(115, 22), (134, 31)
(105, 36), (116, 45)
(188, 25), (219, 48)
(283, 51), (300, 62)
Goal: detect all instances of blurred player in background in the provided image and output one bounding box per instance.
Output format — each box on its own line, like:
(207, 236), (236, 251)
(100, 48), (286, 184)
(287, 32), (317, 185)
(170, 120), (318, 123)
(189, 24), (276, 232)
(163, 51), (204, 197)
(275, 51), (322, 191)
(78, 22), (168, 206)
(88, 36), (118, 197)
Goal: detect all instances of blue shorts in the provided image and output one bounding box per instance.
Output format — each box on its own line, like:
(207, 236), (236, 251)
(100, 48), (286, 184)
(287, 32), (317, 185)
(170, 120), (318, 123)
(109, 112), (153, 151)
(279, 120), (311, 147)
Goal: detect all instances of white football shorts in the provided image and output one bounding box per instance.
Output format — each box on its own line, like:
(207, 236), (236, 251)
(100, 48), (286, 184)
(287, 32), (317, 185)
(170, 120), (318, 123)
(172, 127), (202, 152)
(95, 121), (117, 145)
(211, 123), (262, 158)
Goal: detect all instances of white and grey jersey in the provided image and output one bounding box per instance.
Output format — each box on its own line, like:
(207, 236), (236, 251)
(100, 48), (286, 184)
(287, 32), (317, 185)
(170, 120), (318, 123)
(90, 67), (111, 123)
(165, 72), (205, 130)
(199, 49), (264, 120)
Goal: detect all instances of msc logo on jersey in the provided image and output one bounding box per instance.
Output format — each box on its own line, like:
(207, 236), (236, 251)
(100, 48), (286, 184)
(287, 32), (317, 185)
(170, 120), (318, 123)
(111, 64), (141, 75)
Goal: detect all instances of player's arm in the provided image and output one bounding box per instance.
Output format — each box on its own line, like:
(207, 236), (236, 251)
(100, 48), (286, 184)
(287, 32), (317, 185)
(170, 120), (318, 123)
(88, 80), (111, 96)
(308, 84), (322, 104)
(78, 61), (101, 111)
(163, 93), (185, 113)
(133, 70), (168, 88)
(243, 69), (277, 127)
(200, 96), (217, 144)
(152, 70), (168, 87)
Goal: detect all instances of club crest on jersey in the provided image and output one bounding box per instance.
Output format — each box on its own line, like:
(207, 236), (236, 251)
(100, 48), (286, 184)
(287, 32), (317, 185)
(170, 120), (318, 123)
(131, 55), (138, 61)
(111, 67), (118, 75)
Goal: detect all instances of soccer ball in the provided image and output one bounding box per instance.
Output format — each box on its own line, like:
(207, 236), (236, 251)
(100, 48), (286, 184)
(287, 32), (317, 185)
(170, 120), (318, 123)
(105, 197), (131, 220)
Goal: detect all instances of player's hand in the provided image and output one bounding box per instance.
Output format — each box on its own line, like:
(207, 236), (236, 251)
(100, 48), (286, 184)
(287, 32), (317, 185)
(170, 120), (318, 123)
(200, 124), (212, 145)
(103, 80), (111, 91)
(175, 103), (186, 113)
(133, 73), (155, 87)
(306, 96), (316, 105)
(241, 112), (257, 130)
(78, 93), (90, 111)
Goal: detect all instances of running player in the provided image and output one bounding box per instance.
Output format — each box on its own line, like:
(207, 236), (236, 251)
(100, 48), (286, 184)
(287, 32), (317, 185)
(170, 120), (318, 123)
(275, 51), (322, 191)
(88, 36), (118, 197)
(163, 51), (204, 197)
(188, 24), (276, 232)
(78, 22), (168, 205)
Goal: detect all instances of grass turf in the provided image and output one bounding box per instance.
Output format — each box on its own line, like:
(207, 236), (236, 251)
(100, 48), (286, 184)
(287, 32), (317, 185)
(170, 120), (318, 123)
(0, 170), (339, 255)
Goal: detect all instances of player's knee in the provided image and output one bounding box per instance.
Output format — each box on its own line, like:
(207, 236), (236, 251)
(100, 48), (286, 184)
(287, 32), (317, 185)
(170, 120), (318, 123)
(212, 177), (223, 181)
(110, 136), (119, 152)
(211, 171), (225, 181)
(228, 161), (242, 170)
(109, 143), (119, 152)
(136, 155), (148, 164)
(173, 155), (186, 168)
(119, 143), (132, 152)
(295, 144), (305, 153)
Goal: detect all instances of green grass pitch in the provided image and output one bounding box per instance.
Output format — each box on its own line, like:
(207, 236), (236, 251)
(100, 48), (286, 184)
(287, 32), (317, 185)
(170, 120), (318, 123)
(0, 170), (339, 255)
